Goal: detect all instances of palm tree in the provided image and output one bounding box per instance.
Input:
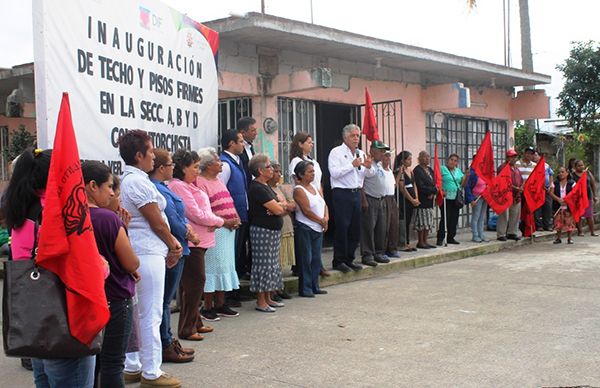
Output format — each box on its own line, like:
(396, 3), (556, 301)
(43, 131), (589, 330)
(468, 0), (536, 134)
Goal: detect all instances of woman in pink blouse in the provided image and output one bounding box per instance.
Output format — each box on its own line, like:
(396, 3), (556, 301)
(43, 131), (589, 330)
(168, 150), (227, 341)
(195, 148), (242, 320)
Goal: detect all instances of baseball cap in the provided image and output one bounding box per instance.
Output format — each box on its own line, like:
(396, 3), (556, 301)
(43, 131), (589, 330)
(506, 148), (518, 157)
(371, 140), (390, 150)
(524, 146), (535, 154)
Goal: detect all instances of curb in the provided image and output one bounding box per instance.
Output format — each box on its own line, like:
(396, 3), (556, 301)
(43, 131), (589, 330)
(239, 229), (564, 295)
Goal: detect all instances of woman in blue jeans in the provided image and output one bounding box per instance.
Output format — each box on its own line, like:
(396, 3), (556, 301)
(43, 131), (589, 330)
(465, 167), (489, 242)
(83, 161), (140, 388)
(293, 161), (329, 297)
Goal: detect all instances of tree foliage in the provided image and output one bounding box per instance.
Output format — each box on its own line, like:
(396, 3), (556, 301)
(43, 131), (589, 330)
(514, 121), (534, 154)
(4, 125), (36, 162)
(557, 41), (600, 134)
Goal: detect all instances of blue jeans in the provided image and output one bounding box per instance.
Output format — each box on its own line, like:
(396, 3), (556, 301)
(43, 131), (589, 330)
(471, 198), (488, 240)
(160, 256), (185, 348)
(32, 356), (96, 388)
(294, 222), (323, 296)
(96, 298), (133, 388)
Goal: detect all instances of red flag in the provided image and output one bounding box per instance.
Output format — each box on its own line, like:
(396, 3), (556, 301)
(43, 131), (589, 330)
(36, 93), (109, 346)
(471, 131), (495, 184)
(523, 158), (547, 212)
(433, 144), (444, 207)
(362, 88), (379, 141)
(564, 171), (590, 222)
(482, 163), (513, 214)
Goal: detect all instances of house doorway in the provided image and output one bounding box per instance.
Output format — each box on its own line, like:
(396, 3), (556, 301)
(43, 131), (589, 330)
(315, 102), (359, 245)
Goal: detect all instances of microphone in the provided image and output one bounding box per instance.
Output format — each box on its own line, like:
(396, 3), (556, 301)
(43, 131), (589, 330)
(355, 150), (361, 170)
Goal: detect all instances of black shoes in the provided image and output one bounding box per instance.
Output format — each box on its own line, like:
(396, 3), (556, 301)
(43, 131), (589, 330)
(333, 263), (352, 273)
(385, 251), (401, 258)
(314, 289), (328, 295)
(361, 258), (378, 267)
(507, 234), (521, 241)
(374, 255), (390, 263)
(200, 308), (220, 321)
(216, 305), (239, 317)
(497, 236), (507, 241)
(447, 240), (460, 245)
(346, 262), (363, 271)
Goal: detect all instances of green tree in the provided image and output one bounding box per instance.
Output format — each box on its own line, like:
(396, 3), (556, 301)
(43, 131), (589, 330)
(557, 41), (600, 135)
(514, 121), (534, 153)
(4, 125), (37, 162)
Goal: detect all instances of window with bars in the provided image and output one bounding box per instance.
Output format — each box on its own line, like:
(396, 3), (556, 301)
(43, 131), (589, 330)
(425, 112), (508, 228)
(277, 97), (317, 182)
(218, 97), (252, 151)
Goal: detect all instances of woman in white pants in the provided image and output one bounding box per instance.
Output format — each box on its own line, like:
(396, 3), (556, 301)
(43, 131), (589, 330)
(118, 130), (183, 388)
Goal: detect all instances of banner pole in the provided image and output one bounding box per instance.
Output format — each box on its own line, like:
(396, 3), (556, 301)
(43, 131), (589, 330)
(444, 197), (448, 247)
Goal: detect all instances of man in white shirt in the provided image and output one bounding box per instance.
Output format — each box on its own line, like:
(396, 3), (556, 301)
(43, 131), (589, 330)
(328, 124), (374, 273)
(360, 141), (392, 266)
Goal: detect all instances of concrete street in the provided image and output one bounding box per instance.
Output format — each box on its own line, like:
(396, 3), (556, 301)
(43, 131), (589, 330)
(1, 236), (600, 387)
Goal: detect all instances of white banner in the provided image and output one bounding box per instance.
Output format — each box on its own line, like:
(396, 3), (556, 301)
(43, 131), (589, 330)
(33, 0), (219, 174)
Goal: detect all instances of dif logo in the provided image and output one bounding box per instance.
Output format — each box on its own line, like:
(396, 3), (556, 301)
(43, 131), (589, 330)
(139, 6), (162, 30)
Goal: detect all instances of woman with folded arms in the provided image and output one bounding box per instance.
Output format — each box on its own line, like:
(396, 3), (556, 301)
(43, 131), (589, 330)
(248, 154), (293, 312)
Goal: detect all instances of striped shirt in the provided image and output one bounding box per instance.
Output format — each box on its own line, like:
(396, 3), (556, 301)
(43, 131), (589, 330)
(515, 160), (537, 182)
(195, 176), (239, 220)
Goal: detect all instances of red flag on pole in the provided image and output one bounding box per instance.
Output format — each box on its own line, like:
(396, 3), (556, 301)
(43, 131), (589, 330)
(471, 131), (495, 184)
(36, 93), (109, 346)
(482, 163), (513, 214)
(523, 157), (547, 212)
(564, 171), (590, 223)
(433, 144), (444, 207)
(363, 88), (379, 141)
(521, 158), (547, 237)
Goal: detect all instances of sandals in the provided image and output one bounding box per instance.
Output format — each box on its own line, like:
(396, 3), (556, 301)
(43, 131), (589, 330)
(255, 305), (276, 313)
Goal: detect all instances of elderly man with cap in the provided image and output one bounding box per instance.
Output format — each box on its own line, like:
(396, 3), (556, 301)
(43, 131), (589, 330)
(516, 146), (538, 237)
(496, 148), (524, 241)
(360, 140), (393, 266)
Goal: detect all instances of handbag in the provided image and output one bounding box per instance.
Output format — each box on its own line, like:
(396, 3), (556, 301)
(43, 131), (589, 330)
(450, 170), (465, 207)
(3, 220), (103, 359)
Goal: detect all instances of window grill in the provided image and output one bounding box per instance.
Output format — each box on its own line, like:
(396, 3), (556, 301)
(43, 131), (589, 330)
(426, 113), (508, 229)
(218, 97), (252, 151)
(277, 97), (317, 182)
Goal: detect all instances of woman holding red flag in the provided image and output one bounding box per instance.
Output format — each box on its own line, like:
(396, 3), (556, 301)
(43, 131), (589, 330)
(571, 160), (598, 237)
(549, 166), (576, 244)
(1, 148), (98, 387)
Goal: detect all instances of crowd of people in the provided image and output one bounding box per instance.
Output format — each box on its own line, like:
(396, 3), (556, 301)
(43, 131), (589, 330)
(0, 119), (597, 387)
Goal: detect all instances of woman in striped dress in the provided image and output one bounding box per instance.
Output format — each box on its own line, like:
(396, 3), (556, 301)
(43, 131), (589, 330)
(195, 148), (242, 319)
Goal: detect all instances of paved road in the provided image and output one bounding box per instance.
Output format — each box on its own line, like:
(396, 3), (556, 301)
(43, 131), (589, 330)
(2, 236), (600, 387)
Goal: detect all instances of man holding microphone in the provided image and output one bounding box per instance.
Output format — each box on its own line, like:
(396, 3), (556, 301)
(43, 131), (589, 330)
(328, 124), (374, 273)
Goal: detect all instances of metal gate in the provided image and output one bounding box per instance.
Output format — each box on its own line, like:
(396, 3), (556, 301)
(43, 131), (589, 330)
(354, 99), (405, 153)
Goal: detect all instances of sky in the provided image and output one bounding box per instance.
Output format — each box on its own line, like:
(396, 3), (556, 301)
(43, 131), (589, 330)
(2, 0), (599, 117)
